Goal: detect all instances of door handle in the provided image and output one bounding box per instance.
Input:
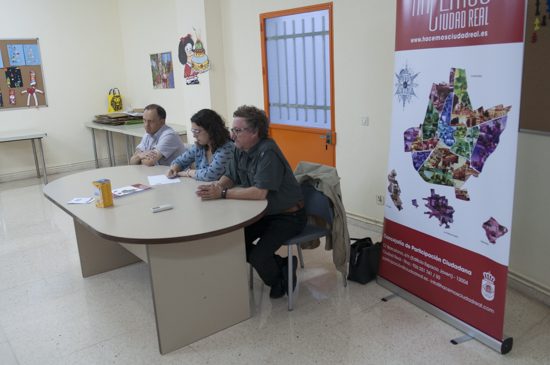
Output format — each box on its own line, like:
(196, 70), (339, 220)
(320, 131), (334, 145)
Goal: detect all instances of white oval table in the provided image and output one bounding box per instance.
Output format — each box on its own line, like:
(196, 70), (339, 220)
(43, 165), (267, 354)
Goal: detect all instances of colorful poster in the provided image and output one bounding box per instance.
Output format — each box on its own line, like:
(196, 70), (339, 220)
(23, 44), (41, 65)
(150, 52), (175, 89)
(5, 67), (23, 88)
(381, 0), (525, 342)
(7, 44), (25, 66)
(178, 30), (210, 85)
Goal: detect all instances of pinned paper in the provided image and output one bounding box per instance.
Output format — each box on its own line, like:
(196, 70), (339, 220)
(5, 67), (23, 88)
(8, 90), (16, 105)
(7, 44), (25, 66)
(21, 86), (44, 107)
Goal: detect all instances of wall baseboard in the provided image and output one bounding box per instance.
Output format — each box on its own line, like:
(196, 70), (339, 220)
(0, 155), (128, 183)
(346, 212), (383, 231)
(508, 270), (550, 307)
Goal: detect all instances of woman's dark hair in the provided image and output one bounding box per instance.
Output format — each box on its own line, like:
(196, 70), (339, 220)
(191, 109), (230, 152)
(178, 35), (194, 65)
(144, 104), (166, 120)
(233, 105), (269, 139)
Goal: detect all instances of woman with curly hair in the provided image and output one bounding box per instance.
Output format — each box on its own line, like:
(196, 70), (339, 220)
(166, 109), (234, 181)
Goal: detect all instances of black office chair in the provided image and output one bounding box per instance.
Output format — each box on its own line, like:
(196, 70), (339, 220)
(284, 183), (333, 310)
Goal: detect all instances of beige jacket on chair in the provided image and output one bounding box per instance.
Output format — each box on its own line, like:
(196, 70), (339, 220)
(294, 161), (350, 275)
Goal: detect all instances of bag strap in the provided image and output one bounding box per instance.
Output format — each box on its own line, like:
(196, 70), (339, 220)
(112, 88), (120, 95)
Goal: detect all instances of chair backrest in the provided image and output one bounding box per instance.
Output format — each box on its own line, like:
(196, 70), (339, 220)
(301, 183), (333, 225)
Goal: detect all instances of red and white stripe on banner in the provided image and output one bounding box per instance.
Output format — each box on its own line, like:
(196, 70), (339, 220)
(380, 0), (526, 352)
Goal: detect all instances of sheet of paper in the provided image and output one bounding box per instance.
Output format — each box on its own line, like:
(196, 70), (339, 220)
(148, 174), (181, 186)
(68, 197), (94, 204)
(112, 183), (151, 197)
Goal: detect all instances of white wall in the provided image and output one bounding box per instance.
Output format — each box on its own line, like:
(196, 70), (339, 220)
(510, 132), (550, 296)
(0, 0), (126, 178)
(115, 0), (227, 131)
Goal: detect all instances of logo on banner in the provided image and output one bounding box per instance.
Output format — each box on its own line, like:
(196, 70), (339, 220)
(481, 271), (495, 301)
(394, 64), (419, 109)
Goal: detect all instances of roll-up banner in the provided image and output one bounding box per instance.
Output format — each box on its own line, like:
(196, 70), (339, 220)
(380, 0), (526, 353)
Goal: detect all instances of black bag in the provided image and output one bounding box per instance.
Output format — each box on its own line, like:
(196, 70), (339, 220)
(347, 237), (381, 284)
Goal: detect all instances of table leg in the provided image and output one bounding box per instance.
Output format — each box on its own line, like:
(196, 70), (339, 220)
(37, 138), (48, 184)
(31, 139), (41, 178)
(106, 131), (113, 166)
(147, 229), (251, 354)
(108, 132), (116, 166)
(125, 135), (132, 164)
(91, 129), (99, 168)
(73, 220), (141, 277)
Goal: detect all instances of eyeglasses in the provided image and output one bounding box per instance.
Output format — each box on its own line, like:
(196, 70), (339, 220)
(230, 127), (251, 135)
(191, 128), (203, 135)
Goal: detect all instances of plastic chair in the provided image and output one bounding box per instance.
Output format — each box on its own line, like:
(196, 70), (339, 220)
(285, 183), (333, 310)
(248, 183), (334, 310)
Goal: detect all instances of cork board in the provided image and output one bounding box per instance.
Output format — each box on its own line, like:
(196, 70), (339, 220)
(519, 0), (550, 134)
(0, 38), (47, 110)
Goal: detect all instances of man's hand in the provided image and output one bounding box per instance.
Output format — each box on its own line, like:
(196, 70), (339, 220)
(141, 150), (162, 166)
(196, 183), (223, 200)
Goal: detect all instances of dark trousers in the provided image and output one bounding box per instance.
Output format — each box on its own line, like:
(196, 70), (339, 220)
(245, 209), (307, 287)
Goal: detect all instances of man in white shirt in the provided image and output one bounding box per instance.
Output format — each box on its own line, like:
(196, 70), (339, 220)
(130, 104), (186, 166)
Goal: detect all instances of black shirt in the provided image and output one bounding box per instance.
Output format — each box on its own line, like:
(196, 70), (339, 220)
(225, 138), (303, 215)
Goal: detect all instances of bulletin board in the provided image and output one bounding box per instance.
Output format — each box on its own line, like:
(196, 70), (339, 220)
(519, 0), (550, 134)
(0, 38), (47, 110)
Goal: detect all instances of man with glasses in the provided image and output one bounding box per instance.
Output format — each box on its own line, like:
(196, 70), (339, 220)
(130, 104), (186, 166)
(197, 105), (306, 299)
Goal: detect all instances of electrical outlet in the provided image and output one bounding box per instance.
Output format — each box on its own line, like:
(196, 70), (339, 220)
(376, 194), (385, 205)
(360, 116), (370, 126)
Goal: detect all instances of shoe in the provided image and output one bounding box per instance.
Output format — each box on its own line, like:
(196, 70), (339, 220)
(282, 256), (298, 294)
(269, 280), (285, 299)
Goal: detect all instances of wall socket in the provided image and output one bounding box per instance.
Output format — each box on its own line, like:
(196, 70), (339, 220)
(360, 116), (370, 126)
(376, 194), (385, 205)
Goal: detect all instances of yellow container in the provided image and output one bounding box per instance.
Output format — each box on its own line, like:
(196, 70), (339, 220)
(93, 178), (114, 208)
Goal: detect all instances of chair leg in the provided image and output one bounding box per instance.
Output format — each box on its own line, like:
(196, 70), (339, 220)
(342, 271), (347, 287)
(249, 264), (254, 290)
(297, 245), (305, 269)
(287, 245), (293, 311)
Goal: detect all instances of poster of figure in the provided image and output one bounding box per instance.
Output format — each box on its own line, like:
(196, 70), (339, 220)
(23, 44), (41, 65)
(7, 44), (25, 66)
(178, 30), (210, 85)
(5, 67), (23, 88)
(150, 51), (175, 89)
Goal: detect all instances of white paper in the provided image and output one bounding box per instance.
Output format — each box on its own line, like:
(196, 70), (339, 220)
(68, 197), (94, 204)
(148, 174), (181, 186)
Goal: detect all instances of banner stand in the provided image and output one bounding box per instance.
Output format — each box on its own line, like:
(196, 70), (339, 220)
(378, 277), (513, 354)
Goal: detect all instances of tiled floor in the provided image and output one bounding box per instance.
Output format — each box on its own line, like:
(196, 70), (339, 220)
(0, 174), (549, 365)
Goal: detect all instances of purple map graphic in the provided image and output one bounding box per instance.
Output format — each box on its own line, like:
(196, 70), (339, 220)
(404, 68), (510, 199)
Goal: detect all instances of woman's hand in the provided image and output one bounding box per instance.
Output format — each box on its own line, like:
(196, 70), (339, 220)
(166, 165), (180, 179)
